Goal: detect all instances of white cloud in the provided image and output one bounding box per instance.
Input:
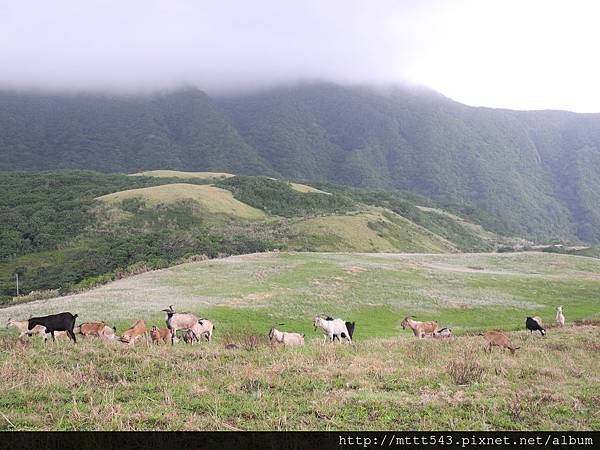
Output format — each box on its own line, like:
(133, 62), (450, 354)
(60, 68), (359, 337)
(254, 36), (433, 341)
(0, 0), (598, 111)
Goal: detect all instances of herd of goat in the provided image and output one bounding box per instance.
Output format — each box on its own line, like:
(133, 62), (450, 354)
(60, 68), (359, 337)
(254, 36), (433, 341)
(5, 305), (567, 353)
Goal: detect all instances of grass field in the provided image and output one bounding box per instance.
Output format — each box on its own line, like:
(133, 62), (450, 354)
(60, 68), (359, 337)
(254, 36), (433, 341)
(288, 210), (458, 254)
(2, 252), (599, 335)
(97, 183), (266, 220)
(1, 251), (599, 430)
(0, 326), (598, 431)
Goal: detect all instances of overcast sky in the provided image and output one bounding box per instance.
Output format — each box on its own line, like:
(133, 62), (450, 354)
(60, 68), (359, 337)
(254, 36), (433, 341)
(1, 0), (599, 112)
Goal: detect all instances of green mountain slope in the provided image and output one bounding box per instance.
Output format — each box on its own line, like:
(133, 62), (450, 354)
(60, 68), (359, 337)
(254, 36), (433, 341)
(0, 170), (507, 302)
(1, 84), (600, 242)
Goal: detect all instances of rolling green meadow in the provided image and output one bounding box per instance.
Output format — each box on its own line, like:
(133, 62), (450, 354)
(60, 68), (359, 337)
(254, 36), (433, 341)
(1, 251), (599, 430)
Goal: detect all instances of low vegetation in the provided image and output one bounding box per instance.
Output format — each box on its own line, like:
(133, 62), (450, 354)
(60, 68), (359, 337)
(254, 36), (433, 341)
(3, 252), (599, 336)
(1, 171), (520, 304)
(0, 325), (598, 431)
(1, 252), (599, 430)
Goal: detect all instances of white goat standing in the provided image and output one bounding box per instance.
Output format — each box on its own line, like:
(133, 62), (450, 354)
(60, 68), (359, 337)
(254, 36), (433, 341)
(269, 325), (305, 346)
(313, 316), (351, 344)
(556, 305), (565, 327)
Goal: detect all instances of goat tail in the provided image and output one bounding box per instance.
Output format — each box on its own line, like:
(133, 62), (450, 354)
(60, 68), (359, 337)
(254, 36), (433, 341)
(74, 314), (79, 319)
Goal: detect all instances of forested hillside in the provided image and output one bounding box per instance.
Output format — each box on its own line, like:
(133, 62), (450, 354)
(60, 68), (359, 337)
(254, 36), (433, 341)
(0, 171), (512, 303)
(1, 84), (600, 242)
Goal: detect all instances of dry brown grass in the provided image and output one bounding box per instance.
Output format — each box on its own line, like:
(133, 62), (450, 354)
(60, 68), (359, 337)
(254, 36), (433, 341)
(446, 347), (486, 385)
(0, 326), (599, 430)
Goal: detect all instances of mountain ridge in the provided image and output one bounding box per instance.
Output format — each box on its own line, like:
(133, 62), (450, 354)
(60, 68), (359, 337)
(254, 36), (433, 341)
(1, 83), (599, 243)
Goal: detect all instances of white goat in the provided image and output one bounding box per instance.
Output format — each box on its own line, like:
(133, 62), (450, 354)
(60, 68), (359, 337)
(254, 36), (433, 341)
(162, 305), (200, 345)
(313, 316), (351, 344)
(6, 318), (47, 340)
(269, 325), (305, 346)
(556, 306), (565, 327)
(188, 319), (215, 343)
(428, 327), (453, 339)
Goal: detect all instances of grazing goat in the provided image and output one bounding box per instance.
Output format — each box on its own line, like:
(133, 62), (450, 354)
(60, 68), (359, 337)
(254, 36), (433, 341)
(150, 326), (170, 344)
(120, 319), (147, 345)
(77, 322), (106, 338)
(431, 327), (453, 339)
(482, 331), (519, 354)
(51, 330), (71, 340)
(6, 318), (47, 340)
(526, 316), (546, 336)
(556, 306), (565, 327)
(162, 305), (199, 345)
(28, 312), (78, 343)
(401, 316), (438, 338)
(313, 316), (351, 344)
(269, 325), (305, 346)
(190, 319), (215, 343)
(100, 325), (118, 340)
(183, 329), (197, 344)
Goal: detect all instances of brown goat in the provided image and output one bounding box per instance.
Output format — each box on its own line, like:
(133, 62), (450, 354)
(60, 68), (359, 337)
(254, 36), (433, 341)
(482, 331), (519, 354)
(401, 316), (438, 338)
(150, 326), (170, 344)
(77, 322), (106, 337)
(120, 320), (147, 345)
(6, 318), (46, 340)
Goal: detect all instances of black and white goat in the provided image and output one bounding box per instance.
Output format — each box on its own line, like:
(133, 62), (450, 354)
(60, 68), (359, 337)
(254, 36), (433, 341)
(526, 316), (546, 336)
(313, 316), (352, 344)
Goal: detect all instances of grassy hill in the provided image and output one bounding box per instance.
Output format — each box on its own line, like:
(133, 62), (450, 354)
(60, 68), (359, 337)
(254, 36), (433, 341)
(286, 209), (457, 253)
(98, 184), (267, 220)
(1, 170), (514, 303)
(1, 251), (599, 431)
(2, 84), (600, 243)
(3, 252), (599, 334)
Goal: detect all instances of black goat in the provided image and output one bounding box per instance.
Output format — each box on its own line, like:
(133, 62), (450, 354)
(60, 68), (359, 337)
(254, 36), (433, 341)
(526, 316), (546, 336)
(345, 321), (356, 340)
(28, 312), (78, 343)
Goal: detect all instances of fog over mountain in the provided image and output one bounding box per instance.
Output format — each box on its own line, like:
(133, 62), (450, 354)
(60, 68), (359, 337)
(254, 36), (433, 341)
(2, 0), (600, 112)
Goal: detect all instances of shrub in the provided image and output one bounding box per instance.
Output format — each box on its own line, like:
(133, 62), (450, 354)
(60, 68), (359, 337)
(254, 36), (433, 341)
(70, 274), (114, 292)
(446, 350), (485, 385)
(11, 289), (59, 303)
